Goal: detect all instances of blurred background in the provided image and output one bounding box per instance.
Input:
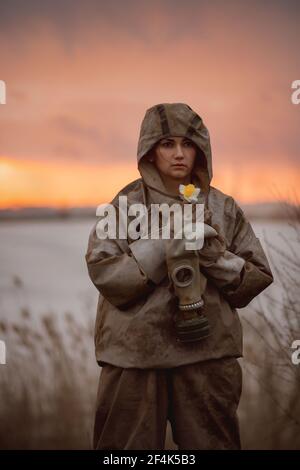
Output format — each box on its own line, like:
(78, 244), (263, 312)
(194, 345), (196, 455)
(0, 0), (299, 449)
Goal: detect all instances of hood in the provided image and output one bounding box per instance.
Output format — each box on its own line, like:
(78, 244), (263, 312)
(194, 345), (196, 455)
(137, 103), (212, 198)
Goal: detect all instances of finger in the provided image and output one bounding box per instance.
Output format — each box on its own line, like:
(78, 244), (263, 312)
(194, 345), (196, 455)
(204, 223), (218, 238)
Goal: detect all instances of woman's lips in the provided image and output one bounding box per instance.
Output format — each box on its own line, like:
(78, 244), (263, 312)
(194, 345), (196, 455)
(171, 164), (187, 168)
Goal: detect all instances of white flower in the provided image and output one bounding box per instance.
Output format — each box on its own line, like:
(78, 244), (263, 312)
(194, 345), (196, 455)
(179, 183), (201, 203)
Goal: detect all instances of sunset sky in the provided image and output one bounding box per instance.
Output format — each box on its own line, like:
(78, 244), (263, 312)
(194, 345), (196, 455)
(0, 0), (299, 208)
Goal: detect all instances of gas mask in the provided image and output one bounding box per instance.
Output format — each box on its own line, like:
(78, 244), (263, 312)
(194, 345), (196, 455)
(166, 240), (211, 343)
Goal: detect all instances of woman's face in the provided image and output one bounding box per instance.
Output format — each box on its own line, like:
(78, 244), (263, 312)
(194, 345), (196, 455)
(151, 136), (197, 181)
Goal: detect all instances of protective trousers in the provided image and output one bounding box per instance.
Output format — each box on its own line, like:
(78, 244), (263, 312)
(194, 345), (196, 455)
(93, 357), (242, 450)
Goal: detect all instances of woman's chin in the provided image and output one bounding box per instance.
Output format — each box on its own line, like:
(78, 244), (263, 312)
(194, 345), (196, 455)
(169, 169), (189, 179)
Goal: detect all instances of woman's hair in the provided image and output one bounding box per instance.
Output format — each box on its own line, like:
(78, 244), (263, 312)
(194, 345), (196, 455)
(144, 145), (156, 162)
(196, 147), (207, 169)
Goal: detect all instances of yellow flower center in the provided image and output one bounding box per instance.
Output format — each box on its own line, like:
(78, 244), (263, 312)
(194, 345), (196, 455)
(183, 184), (195, 198)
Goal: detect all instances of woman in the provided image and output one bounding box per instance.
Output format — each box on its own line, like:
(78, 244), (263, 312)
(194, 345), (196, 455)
(85, 102), (273, 450)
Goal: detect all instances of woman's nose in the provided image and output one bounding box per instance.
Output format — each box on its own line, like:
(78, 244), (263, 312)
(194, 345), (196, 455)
(174, 144), (184, 158)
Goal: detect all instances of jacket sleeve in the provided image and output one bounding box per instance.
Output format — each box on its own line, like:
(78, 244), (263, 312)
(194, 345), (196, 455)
(85, 219), (156, 308)
(203, 201), (274, 308)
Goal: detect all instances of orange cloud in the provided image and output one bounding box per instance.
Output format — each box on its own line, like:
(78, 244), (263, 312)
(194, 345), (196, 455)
(213, 160), (300, 203)
(1, 156), (299, 208)
(0, 1), (299, 207)
(0, 157), (139, 208)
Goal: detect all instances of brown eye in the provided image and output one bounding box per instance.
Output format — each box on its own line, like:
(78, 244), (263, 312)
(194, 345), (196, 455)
(183, 140), (194, 147)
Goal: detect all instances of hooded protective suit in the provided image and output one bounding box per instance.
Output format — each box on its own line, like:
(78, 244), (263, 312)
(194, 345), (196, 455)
(85, 102), (274, 370)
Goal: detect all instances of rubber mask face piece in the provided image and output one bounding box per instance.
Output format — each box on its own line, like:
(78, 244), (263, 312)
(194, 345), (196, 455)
(166, 245), (211, 342)
(170, 255), (206, 309)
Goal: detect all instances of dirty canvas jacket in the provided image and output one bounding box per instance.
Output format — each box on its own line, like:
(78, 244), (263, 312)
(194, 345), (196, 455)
(85, 103), (274, 369)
